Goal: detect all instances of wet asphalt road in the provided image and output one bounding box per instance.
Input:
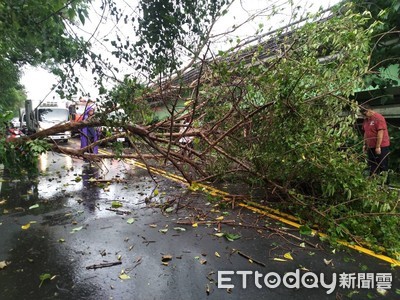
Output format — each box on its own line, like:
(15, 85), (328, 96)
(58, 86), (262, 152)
(0, 141), (399, 300)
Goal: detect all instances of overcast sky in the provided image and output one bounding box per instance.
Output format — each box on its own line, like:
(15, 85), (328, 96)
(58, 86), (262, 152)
(21, 0), (341, 106)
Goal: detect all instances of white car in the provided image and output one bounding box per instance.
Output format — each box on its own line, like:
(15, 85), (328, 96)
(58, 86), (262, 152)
(11, 117), (20, 128)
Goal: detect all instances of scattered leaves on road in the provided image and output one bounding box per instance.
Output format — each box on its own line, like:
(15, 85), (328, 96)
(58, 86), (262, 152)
(127, 218), (135, 224)
(215, 252), (221, 258)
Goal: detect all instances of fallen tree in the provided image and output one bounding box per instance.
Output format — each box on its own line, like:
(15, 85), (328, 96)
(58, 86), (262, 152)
(1, 2), (399, 259)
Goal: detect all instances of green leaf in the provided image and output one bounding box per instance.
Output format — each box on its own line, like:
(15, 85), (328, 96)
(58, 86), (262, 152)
(119, 274), (130, 280)
(70, 226), (83, 233)
(188, 183), (200, 191)
(299, 225), (312, 236)
(39, 273), (51, 288)
(376, 288), (388, 296)
(347, 290), (359, 298)
(127, 218), (135, 224)
(165, 207), (174, 213)
(225, 233), (241, 242)
(29, 204), (39, 210)
(112, 201), (123, 208)
(78, 10), (85, 25)
(214, 232), (225, 237)
(173, 227), (186, 232)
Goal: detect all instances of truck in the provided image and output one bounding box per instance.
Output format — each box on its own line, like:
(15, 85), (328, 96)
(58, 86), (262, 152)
(20, 100), (71, 143)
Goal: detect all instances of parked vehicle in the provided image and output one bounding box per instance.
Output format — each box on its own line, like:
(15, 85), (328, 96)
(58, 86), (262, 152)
(5, 125), (24, 142)
(21, 100), (71, 143)
(10, 117), (20, 129)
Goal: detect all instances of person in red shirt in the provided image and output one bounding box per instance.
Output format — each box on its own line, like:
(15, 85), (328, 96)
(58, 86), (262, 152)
(361, 104), (390, 177)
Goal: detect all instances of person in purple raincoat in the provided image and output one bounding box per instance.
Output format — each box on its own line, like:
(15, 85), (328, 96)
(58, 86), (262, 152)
(80, 99), (99, 154)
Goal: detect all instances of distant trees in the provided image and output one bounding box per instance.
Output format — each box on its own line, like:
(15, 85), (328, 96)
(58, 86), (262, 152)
(0, 0), (91, 112)
(345, 0), (400, 88)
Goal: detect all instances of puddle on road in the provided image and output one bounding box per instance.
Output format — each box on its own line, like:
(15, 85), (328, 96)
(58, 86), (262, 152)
(0, 153), (163, 215)
(0, 152), (187, 299)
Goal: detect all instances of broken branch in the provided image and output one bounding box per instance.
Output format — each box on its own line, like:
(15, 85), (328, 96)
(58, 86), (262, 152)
(86, 261), (122, 270)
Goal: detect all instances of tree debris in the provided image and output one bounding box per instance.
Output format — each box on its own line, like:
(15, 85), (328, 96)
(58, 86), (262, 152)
(86, 261), (122, 270)
(105, 208), (132, 215)
(234, 249), (266, 267)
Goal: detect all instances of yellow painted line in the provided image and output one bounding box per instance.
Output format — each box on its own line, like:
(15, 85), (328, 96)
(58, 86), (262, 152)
(239, 203), (306, 230)
(239, 203), (400, 267)
(244, 201), (300, 223)
(98, 149), (400, 266)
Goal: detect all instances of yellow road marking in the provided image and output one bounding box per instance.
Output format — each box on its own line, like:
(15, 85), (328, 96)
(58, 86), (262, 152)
(99, 149), (400, 266)
(239, 203), (400, 266)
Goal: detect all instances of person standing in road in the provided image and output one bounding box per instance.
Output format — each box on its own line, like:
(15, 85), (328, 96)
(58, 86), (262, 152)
(80, 99), (99, 154)
(361, 104), (390, 178)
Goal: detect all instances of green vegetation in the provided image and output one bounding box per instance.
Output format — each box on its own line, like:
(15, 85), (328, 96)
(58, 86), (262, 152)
(0, 0), (398, 258)
(0, 0), (92, 112)
(347, 0), (400, 89)
(184, 4), (399, 257)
